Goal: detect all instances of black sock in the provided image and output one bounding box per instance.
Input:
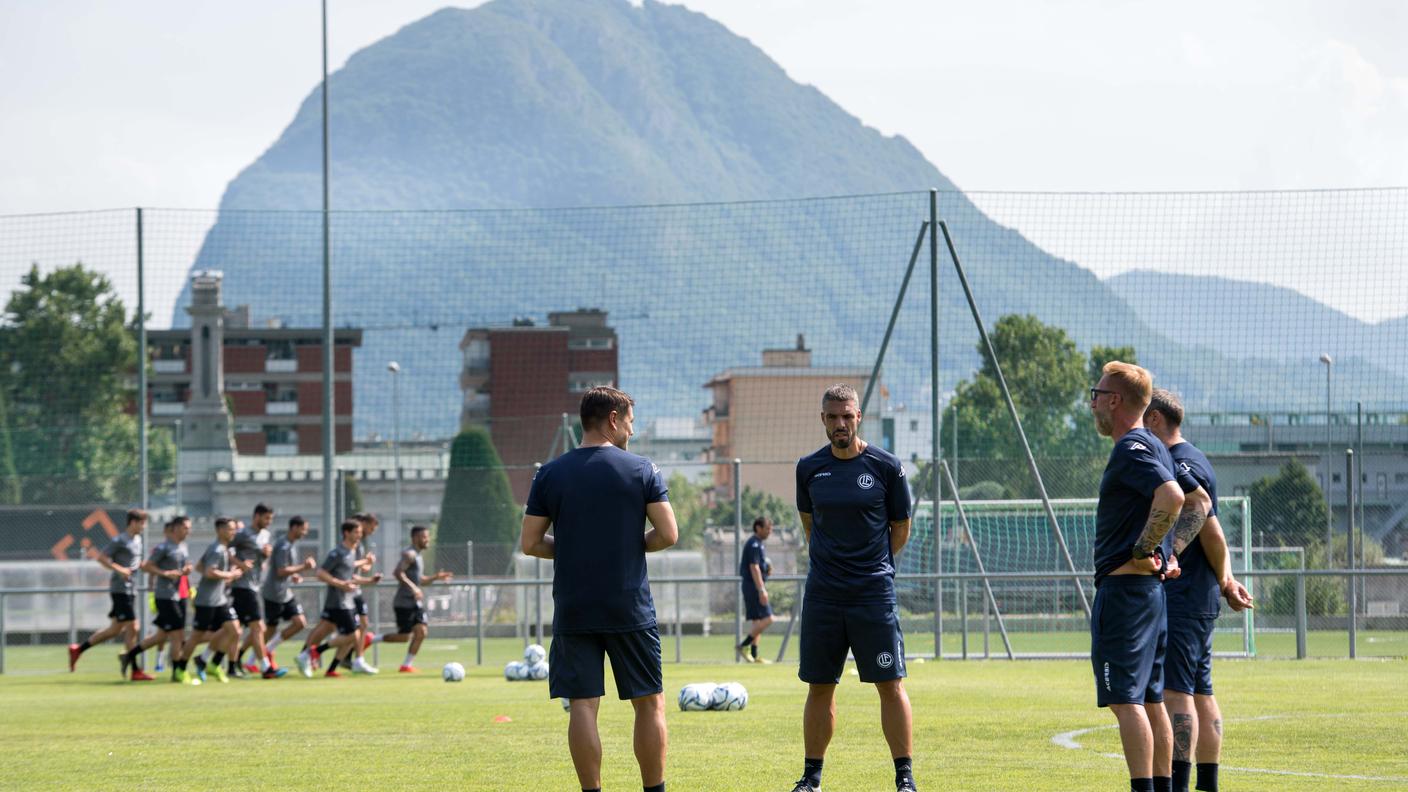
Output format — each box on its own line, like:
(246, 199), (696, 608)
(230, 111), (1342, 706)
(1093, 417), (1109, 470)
(1194, 763), (1218, 792)
(194, 656), (206, 668)
(751, 643), (759, 659)
(1131, 780), (1154, 792)
(803, 757), (823, 789)
(315, 642), (331, 655)
(1171, 760), (1191, 792)
(738, 635), (753, 648)
(327, 657), (341, 672)
(211, 651), (225, 666)
(176, 659), (187, 671)
(1154, 777), (1172, 792)
(644, 784), (665, 792)
(236, 648), (246, 663)
(893, 756), (913, 786)
(77, 640), (92, 653)
(582, 789), (600, 792)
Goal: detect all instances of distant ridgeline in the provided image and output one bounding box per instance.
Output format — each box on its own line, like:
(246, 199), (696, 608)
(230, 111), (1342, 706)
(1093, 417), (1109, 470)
(173, 0), (1406, 441)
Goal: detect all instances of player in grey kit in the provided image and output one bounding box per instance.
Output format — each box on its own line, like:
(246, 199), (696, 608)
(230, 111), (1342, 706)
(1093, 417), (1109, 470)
(368, 524), (452, 672)
(179, 516), (245, 684)
(295, 520), (380, 678)
(262, 515), (317, 668)
(231, 503), (278, 678)
(124, 516), (194, 682)
(68, 509), (149, 675)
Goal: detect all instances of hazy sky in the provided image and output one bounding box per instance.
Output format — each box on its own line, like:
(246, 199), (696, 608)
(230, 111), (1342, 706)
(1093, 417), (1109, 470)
(2, 0), (1405, 318)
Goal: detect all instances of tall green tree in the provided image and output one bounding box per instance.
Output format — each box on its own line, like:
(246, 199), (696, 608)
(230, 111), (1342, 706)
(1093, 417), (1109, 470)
(666, 472), (709, 549)
(1248, 461), (1329, 550)
(709, 485), (794, 533)
(0, 264), (173, 503)
(436, 427), (520, 574)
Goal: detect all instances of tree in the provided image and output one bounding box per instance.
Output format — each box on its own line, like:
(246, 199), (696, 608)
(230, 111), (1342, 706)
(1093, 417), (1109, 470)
(666, 472), (710, 549)
(436, 427), (521, 574)
(0, 263), (174, 503)
(1248, 461), (1329, 550)
(342, 474), (364, 518)
(708, 486), (794, 534)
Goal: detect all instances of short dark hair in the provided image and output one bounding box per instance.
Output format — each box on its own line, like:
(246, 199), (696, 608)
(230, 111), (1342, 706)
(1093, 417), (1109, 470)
(1146, 388), (1184, 428)
(580, 386), (634, 431)
(340, 520), (361, 536)
(752, 516), (772, 532)
(253, 503), (274, 517)
(214, 516), (234, 530)
(354, 512), (378, 526)
(288, 515), (306, 528)
(410, 525), (429, 537)
(821, 384), (859, 409)
(126, 508), (148, 525)
(164, 517), (181, 531)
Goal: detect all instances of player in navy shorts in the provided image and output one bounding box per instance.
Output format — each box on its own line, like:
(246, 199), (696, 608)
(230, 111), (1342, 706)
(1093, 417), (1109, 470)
(520, 386), (678, 792)
(1090, 362), (1216, 792)
(737, 516), (775, 663)
(791, 384), (915, 792)
(1144, 389), (1253, 792)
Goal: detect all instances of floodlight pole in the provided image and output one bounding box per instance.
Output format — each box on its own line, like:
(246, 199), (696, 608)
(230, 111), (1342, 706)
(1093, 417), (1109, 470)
(929, 189), (944, 653)
(320, 0), (336, 554)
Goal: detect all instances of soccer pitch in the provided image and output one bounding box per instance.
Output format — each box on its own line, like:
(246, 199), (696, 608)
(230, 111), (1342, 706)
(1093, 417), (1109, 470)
(1, 641), (1404, 791)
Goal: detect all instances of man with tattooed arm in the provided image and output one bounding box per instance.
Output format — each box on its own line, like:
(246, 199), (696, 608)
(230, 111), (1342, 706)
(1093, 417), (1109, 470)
(1088, 362), (1210, 792)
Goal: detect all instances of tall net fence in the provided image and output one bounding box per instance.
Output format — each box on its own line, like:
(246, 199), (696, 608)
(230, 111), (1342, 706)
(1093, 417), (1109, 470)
(0, 187), (1405, 661)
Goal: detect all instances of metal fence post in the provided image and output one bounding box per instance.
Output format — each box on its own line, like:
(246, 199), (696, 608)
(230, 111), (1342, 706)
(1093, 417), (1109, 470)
(69, 592), (77, 645)
(1, 592), (6, 674)
(371, 586), (380, 667)
(959, 577), (968, 660)
(1346, 449), (1357, 659)
(733, 457), (742, 663)
(1295, 572), (1307, 660)
(474, 583), (482, 666)
(674, 581), (682, 664)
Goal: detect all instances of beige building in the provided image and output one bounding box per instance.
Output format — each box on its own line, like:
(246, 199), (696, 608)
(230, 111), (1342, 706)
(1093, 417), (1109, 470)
(703, 336), (872, 503)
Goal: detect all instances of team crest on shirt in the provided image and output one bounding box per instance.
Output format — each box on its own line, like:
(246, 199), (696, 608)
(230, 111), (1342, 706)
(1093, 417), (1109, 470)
(1179, 462), (1192, 474)
(1128, 442), (1148, 452)
(876, 651), (894, 669)
(857, 473), (876, 490)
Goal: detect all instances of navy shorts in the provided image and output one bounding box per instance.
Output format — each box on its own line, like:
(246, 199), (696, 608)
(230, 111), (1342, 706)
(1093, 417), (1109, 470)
(1091, 575), (1167, 707)
(154, 598), (186, 633)
(1165, 615), (1216, 696)
(394, 606), (428, 634)
(108, 593), (136, 622)
(353, 595), (369, 618)
(548, 626), (663, 701)
(743, 588), (772, 621)
(232, 588), (263, 625)
(193, 604), (237, 633)
(799, 599), (906, 684)
(263, 598), (304, 627)
(320, 607), (358, 636)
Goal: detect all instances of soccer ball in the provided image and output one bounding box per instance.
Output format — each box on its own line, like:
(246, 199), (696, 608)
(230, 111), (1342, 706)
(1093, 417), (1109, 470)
(678, 682), (716, 711)
(524, 643), (547, 665)
(526, 661), (549, 681)
(706, 683), (730, 710)
(442, 662), (465, 682)
(504, 660), (530, 681)
(718, 682), (748, 711)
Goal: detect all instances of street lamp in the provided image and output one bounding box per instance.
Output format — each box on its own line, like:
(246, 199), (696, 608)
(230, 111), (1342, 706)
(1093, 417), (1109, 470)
(1319, 353), (1333, 562)
(388, 361), (403, 562)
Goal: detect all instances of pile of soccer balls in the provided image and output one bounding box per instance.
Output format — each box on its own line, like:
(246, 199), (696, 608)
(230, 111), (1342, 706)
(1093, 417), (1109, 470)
(678, 681), (748, 711)
(504, 643), (549, 681)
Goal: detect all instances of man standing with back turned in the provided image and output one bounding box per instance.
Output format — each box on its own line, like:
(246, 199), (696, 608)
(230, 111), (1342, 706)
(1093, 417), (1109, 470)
(520, 386), (678, 792)
(1090, 362), (1205, 792)
(792, 384), (915, 792)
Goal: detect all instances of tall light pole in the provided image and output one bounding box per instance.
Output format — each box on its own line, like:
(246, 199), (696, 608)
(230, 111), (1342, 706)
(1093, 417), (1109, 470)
(1320, 353), (1333, 563)
(388, 361), (403, 560)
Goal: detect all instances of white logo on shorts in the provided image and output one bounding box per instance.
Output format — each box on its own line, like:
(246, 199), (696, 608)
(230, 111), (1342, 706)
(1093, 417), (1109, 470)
(1103, 662), (1112, 691)
(877, 651), (894, 669)
(857, 473), (876, 490)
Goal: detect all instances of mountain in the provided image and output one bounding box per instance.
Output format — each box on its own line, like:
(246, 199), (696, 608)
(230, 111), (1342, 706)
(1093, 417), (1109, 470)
(178, 0), (1408, 441)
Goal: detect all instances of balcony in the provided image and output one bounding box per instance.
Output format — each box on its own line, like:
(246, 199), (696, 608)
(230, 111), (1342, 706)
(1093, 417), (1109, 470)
(153, 360), (185, 374)
(265, 358), (297, 373)
(265, 402), (299, 415)
(151, 402), (185, 416)
(265, 443), (298, 456)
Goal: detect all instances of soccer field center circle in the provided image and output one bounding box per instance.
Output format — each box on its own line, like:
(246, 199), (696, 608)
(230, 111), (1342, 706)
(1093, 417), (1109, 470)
(1051, 712), (1408, 783)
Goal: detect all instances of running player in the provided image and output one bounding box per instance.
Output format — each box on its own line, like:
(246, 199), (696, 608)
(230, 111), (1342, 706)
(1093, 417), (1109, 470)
(350, 511), (380, 670)
(230, 503), (278, 678)
(737, 516), (775, 663)
(125, 516), (193, 682)
(68, 509), (148, 674)
(1144, 389), (1253, 792)
(368, 524), (452, 672)
(520, 386), (678, 792)
(179, 516), (244, 684)
(791, 385), (915, 792)
(296, 520), (380, 678)
(262, 515), (317, 670)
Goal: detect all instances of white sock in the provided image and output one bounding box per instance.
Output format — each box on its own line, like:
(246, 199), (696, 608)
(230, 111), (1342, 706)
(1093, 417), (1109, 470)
(259, 656), (271, 671)
(200, 648), (213, 663)
(266, 635), (283, 653)
(404, 652), (415, 666)
(371, 633), (384, 644)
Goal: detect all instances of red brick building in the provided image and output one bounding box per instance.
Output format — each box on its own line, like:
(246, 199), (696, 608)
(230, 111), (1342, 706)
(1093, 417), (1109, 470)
(459, 310), (618, 500)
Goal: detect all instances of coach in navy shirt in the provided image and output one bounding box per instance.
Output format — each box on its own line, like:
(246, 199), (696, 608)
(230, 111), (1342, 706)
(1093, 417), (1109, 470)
(520, 386), (678, 792)
(1145, 388), (1253, 792)
(791, 384), (915, 792)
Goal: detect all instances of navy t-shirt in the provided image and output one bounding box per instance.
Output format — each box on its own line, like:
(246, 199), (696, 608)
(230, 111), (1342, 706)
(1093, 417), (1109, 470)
(739, 535), (771, 594)
(525, 444), (668, 634)
(796, 443), (912, 605)
(1094, 428), (1198, 585)
(1164, 441), (1222, 618)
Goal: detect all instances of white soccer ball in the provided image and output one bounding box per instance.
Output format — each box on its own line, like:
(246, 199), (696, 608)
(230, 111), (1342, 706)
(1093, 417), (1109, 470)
(442, 662), (465, 682)
(504, 660), (531, 681)
(718, 682), (748, 711)
(706, 682), (730, 710)
(678, 682), (716, 711)
(523, 643), (547, 664)
(526, 661), (549, 680)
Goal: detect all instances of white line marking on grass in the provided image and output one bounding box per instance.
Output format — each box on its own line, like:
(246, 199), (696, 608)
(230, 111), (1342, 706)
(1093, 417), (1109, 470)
(1052, 714), (1408, 783)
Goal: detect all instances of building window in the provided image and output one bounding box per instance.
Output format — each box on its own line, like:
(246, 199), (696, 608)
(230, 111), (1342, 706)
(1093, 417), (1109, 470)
(226, 381), (263, 391)
(909, 420), (919, 432)
(568, 337), (614, 350)
(569, 377), (614, 393)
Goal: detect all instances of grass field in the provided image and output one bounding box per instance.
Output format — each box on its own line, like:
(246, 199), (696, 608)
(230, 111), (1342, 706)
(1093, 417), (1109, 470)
(1, 639), (1405, 791)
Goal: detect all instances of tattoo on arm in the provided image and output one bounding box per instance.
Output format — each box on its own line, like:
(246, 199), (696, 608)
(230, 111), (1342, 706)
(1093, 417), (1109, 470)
(1172, 713), (1193, 763)
(1170, 502), (1208, 554)
(1133, 507), (1178, 557)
